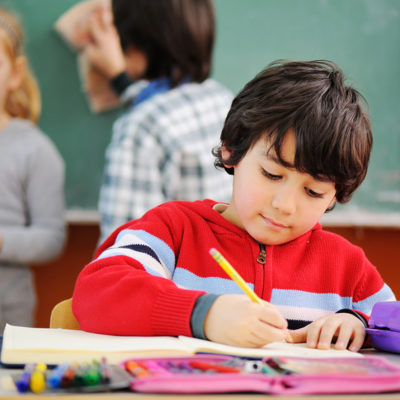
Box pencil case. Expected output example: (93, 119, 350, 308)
(121, 354, 400, 395)
(366, 301, 400, 354)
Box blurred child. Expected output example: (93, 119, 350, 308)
(73, 60, 395, 351)
(81, 0, 233, 243)
(0, 7, 66, 332)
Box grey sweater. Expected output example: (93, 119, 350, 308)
(0, 119, 66, 266)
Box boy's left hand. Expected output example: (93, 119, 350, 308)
(290, 313, 365, 352)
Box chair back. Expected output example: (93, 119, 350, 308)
(49, 298, 80, 330)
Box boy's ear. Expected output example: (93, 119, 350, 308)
(9, 56, 26, 90)
(125, 45, 148, 80)
(220, 145, 234, 167)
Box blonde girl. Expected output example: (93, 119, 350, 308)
(0, 7, 66, 332)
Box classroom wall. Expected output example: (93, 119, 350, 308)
(1, 0, 398, 219)
(33, 223, 400, 328)
(2, 0, 397, 327)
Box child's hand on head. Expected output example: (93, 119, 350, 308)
(82, 6, 126, 78)
(290, 313, 366, 352)
(203, 294, 290, 348)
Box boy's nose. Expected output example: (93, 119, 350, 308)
(271, 189, 297, 215)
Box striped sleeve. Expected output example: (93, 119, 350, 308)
(73, 217, 206, 336)
(95, 228, 175, 280)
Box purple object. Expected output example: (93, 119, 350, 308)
(365, 301, 400, 354)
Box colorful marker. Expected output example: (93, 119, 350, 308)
(61, 367, 76, 388)
(73, 364, 86, 387)
(16, 363, 34, 393)
(124, 360, 149, 377)
(142, 360, 171, 376)
(83, 363, 100, 386)
(99, 357, 111, 383)
(189, 360, 241, 373)
(47, 362, 69, 389)
(30, 363, 47, 393)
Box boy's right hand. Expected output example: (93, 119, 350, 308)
(203, 294, 290, 347)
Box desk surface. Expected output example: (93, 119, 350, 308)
(1, 349, 400, 399)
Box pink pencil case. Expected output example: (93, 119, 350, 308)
(120, 354, 400, 395)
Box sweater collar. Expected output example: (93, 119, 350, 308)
(194, 199, 321, 246)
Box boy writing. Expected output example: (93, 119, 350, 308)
(73, 60, 395, 351)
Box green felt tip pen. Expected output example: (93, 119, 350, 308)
(83, 365, 100, 386)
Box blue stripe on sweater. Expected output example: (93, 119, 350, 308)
(353, 283, 396, 315)
(271, 289, 352, 311)
(131, 230, 175, 273)
(272, 284, 396, 316)
(173, 267, 254, 294)
(112, 229, 176, 276)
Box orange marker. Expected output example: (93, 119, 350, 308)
(124, 360, 148, 377)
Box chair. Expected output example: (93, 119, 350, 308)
(49, 298, 80, 330)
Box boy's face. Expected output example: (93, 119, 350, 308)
(220, 129, 336, 245)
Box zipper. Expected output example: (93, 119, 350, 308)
(257, 243, 266, 264)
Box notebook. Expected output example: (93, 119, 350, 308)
(1, 324, 361, 365)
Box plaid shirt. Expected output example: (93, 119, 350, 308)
(98, 79, 233, 243)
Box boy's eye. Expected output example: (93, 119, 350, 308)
(261, 168, 281, 180)
(305, 187, 324, 198)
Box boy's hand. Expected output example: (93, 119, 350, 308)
(203, 294, 290, 347)
(290, 313, 366, 352)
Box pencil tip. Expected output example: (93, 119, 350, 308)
(285, 333, 293, 343)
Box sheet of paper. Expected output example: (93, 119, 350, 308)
(179, 336, 363, 358)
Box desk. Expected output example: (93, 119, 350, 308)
(1, 350, 400, 399)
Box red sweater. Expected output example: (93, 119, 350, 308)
(72, 200, 394, 336)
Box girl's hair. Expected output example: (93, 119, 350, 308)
(112, 0, 215, 87)
(0, 7, 40, 123)
(213, 60, 373, 205)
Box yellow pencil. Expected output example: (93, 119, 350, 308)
(209, 247, 293, 343)
(209, 248, 263, 305)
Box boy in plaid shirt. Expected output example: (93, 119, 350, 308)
(83, 0, 232, 244)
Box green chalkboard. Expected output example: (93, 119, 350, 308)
(1, 0, 399, 219)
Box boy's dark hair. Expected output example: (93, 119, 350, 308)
(213, 60, 373, 204)
(112, 0, 215, 87)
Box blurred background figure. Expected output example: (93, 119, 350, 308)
(0, 7, 66, 333)
(82, 0, 233, 244)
